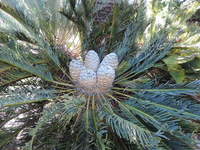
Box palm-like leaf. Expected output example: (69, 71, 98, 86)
(0, 0, 200, 149)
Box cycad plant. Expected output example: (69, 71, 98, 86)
(0, 0, 200, 149)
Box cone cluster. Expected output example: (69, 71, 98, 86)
(69, 50, 118, 93)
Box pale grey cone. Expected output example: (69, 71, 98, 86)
(84, 50, 100, 72)
(97, 65, 115, 90)
(79, 69, 97, 88)
(99, 52, 118, 70)
(69, 59, 84, 81)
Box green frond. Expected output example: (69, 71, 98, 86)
(91, 97, 109, 150)
(0, 103, 46, 149)
(98, 100, 160, 149)
(105, 92, 165, 131)
(114, 79, 200, 95)
(115, 29, 174, 83)
(0, 128, 23, 148)
(59, 95, 86, 127)
(0, 44, 54, 82)
(161, 131, 197, 150)
(183, 57, 200, 74)
(72, 106, 97, 149)
(0, 0, 78, 69)
(0, 67, 31, 87)
(25, 102, 64, 150)
(121, 92, 200, 121)
(0, 0, 200, 149)
(0, 85, 57, 108)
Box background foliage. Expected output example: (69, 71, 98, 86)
(0, 0, 200, 149)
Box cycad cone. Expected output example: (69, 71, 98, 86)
(79, 69, 97, 90)
(100, 53, 118, 70)
(84, 50, 100, 72)
(97, 66, 115, 92)
(69, 59, 84, 81)
(69, 50, 118, 93)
